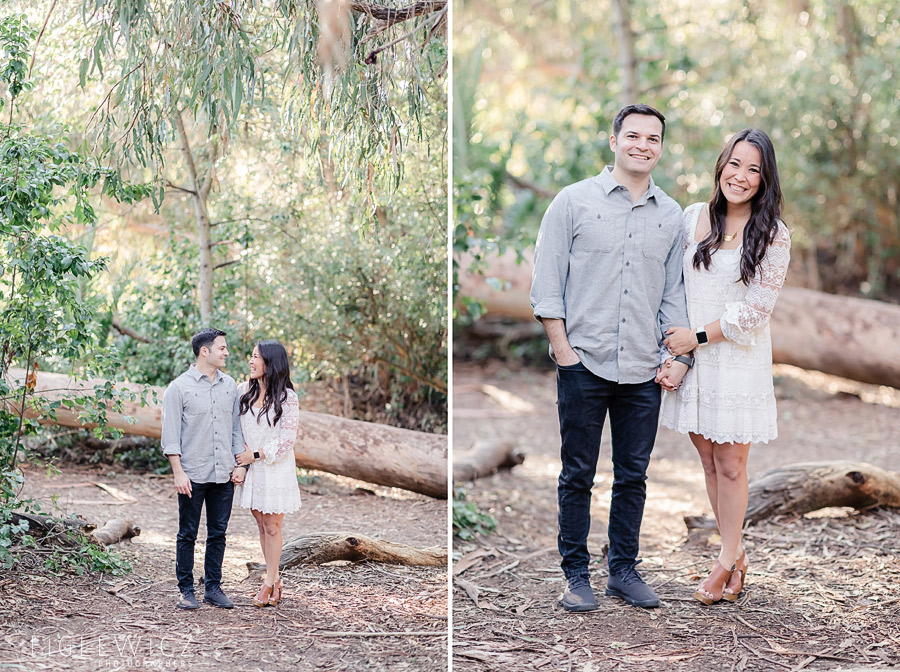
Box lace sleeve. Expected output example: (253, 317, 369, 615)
(721, 223, 791, 345)
(263, 391, 299, 464)
(682, 203, 701, 252)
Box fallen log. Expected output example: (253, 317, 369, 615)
(453, 440, 525, 482)
(5, 368, 447, 499)
(11, 512, 95, 541)
(684, 461, 900, 529)
(91, 519, 141, 546)
(457, 250, 900, 388)
(245, 532, 447, 569)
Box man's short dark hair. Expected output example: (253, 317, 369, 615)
(192, 328, 227, 357)
(612, 104, 666, 142)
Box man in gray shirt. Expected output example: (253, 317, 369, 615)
(161, 328, 244, 610)
(530, 104, 692, 611)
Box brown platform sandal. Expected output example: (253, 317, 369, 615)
(268, 580, 283, 606)
(723, 551, 748, 602)
(693, 561, 733, 605)
(253, 582, 274, 607)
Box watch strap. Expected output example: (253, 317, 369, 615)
(673, 354, 694, 368)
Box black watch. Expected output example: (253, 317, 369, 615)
(695, 327, 709, 345)
(253, 451, 260, 460)
(673, 354, 694, 368)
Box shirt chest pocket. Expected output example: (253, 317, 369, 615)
(184, 391, 211, 417)
(575, 215, 615, 253)
(641, 219, 670, 263)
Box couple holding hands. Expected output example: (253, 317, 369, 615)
(531, 104, 791, 610)
(161, 329, 302, 610)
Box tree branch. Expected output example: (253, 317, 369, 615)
(165, 180, 196, 195)
(111, 318, 151, 344)
(348, 1, 446, 23)
(504, 171, 555, 199)
(213, 259, 242, 270)
(28, 0, 58, 78)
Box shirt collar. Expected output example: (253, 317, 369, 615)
(598, 165, 659, 202)
(188, 363, 222, 384)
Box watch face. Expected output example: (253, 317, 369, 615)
(697, 330, 709, 344)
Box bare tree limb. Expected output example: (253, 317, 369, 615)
(504, 171, 555, 199)
(28, 0, 58, 78)
(213, 259, 242, 270)
(111, 318, 151, 344)
(348, 1, 446, 23)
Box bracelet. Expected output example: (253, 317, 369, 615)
(673, 354, 694, 368)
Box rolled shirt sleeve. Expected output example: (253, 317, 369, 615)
(160, 383, 183, 456)
(232, 381, 244, 457)
(656, 206, 692, 363)
(530, 192, 572, 322)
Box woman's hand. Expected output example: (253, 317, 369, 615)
(236, 449, 255, 467)
(664, 327, 696, 356)
(231, 466, 247, 484)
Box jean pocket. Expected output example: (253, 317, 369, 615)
(557, 360, 586, 371)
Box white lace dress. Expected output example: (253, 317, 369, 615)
(660, 203, 791, 444)
(235, 384, 302, 514)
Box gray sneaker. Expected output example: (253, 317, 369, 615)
(606, 565, 659, 608)
(177, 591, 200, 610)
(560, 577, 598, 612)
(202, 585, 234, 609)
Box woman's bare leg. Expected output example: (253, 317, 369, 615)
(712, 441, 750, 568)
(261, 512, 285, 587)
(690, 432, 720, 526)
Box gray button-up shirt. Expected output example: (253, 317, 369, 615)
(530, 167, 689, 384)
(161, 365, 243, 484)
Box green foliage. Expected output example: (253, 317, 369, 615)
(0, 14, 150, 569)
(81, 0, 447, 192)
(455, 0, 900, 304)
(452, 487, 497, 541)
(41, 539, 132, 576)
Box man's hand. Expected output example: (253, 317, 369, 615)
(231, 466, 247, 484)
(663, 327, 696, 356)
(173, 470, 192, 498)
(556, 349, 581, 367)
(656, 359, 689, 392)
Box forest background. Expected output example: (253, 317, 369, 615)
(0, 0, 448, 563)
(454, 0, 900, 310)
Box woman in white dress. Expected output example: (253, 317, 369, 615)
(231, 340, 302, 607)
(658, 129, 791, 605)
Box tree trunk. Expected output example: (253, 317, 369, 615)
(610, 0, 637, 105)
(174, 111, 216, 325)
(456, 250, 900, 388)
(92, 519, 141, 546)
(685, 461, 900, 529)
(453, 440, 524, 482)
(7, 368, 447, 499)
(245, 532, 447, 569)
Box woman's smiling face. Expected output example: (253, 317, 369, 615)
(248, 346, 265, 380)
(719, 141, 762, 207)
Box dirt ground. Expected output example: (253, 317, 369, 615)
(0, 466, 448, 672)
(452, 361, 900, 672)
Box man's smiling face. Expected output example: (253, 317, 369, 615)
(609, 114, 664, 177)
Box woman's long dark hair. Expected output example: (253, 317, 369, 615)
(693, 128, 783, 285)
(239, 340, 294, 426)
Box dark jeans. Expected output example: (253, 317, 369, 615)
(556, 362, 661, 580)
(175, 480, 234, 593)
